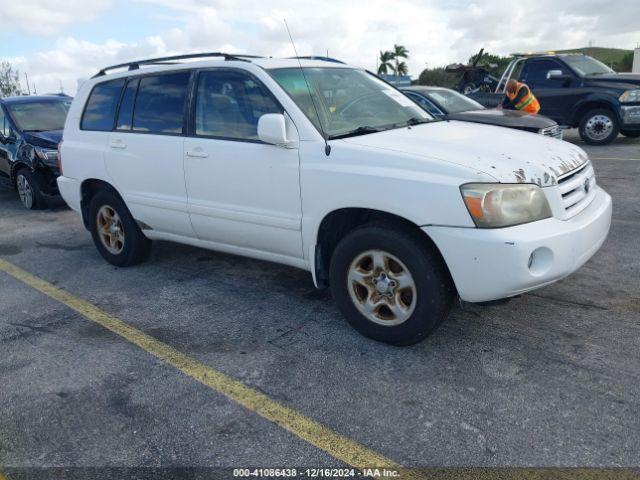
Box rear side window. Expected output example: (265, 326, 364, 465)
(132, 72, 190, 135)
(116, 78, 139, 130)
(81, 79, 125, 131)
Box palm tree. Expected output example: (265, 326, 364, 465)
(377, 51, 395, 75)
(396, 61, 408, 76)
(392, 44, 409, 83)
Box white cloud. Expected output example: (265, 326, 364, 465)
(0, 0, 111, 35)
(2, 0, 639, 94)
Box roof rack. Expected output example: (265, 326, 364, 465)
(287, 56, 346, 64)
(92, 52, 264, 78)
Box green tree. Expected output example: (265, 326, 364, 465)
(377, 51, 395, 75)
(392, 44, 409, 81)
(619, 52, 634, 72)
(0, 62, 21, 98)
(467, 51, 512, 76)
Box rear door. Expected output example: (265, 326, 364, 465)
(183, 68, 303, 260)
(104, 71, 194, 236)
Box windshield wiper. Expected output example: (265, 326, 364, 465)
(328, 126, 383, 140)
(396, 117, 430, 128)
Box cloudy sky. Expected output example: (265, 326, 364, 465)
(1, 0, 639, 94)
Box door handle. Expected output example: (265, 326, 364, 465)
(109, 139, 127, 149)
(186, 149, 209, 158)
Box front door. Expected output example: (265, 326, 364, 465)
(522, 59, 580, 124)
(183, 68, 303, 260)
(0, 106, 11, 177)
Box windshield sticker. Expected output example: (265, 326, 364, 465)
(382, 90, 416, 107)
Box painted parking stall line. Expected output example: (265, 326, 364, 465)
(0, 259, 427, 478)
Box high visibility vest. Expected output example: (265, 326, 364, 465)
(507, 82, 540, 114)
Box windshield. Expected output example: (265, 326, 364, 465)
(269, 67, 433, 139)
(563, 55, 614, 76)
(424, 89, 484, 113)
(7, 99, 71, 132)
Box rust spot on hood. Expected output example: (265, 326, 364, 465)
(513, 168, 526, 183)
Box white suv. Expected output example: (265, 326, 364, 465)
(58, 53, 612, 345)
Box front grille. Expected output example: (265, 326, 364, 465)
(539, 125, 562, 139)
(557, 161, 596, 218)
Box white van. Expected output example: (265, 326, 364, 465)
(58, 53, 612, 345)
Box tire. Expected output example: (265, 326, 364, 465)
(462, 82, 476, 94)
(88, 189, 151, 267)
(15, 168, 45, 210)
(620, 129, 640, 138)
(329, 223, 454, 346)
(578, 108, 619, 145)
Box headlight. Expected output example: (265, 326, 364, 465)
(620, 89, 640, 103)
(34, 146, 58, 163)
(460, 183, 552, 228)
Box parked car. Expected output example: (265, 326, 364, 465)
(401, 86, 562, 139)
(0, 94, 71, 209)
(468, 53, 640, 145)
(58, 53, 612, 346)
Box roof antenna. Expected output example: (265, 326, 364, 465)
(284, 19, 331, 156)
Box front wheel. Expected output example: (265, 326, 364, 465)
(88, 190, 151, 267)
(329, 224, 454, 346)
(578, 109, 619, 145)
(15, 168, 45, 210)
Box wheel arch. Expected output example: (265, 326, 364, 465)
(10, 161, 34, 187)
(570, 96, 620, 127)
(80, 178, 125, 230)
(312, 207, 453, 290)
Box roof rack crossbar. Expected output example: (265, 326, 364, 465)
(92, 52, 263, 78)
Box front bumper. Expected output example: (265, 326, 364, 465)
(424, 186, 612, 303)
(620, 105, 640, 126)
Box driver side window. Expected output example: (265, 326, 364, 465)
(195, 70, 281, 141)
(526, 60, 571, 89)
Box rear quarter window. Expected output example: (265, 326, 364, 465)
(81, 78, 125, 131)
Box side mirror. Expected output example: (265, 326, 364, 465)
(258, 113, 293, 147)
(547, 70, 572, 84)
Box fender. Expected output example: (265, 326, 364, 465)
(570, 92, 622, 125)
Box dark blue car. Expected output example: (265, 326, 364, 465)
(0, 95, 71, 209)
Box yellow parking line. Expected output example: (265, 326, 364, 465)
(0, 259, 415, 477)
(0, 472, 6, 480)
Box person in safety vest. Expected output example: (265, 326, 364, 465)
(500, 79, 540, 114)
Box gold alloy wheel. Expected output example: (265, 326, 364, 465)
(347, 249, 417, 326)
(96, 205, 125, 255)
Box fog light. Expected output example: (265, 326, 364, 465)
(528, 247, 553, 276)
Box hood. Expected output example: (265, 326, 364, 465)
(585, 73, 640, 90)
(444, 109, 556, 130)
(22, 130, 62, 149)
(340, 120, 588, 187)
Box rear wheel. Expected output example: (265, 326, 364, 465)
(329, 224, 454, 346)
(620, 129, 640, 138)
(88, 190, 151, 267)
(578, 108, 619, 145)
(15, 168, 45, 210)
